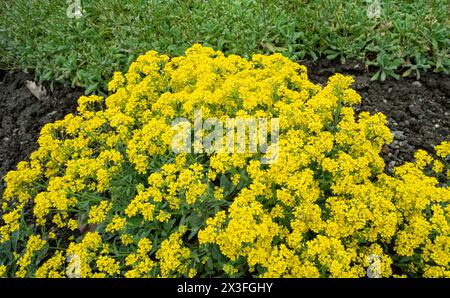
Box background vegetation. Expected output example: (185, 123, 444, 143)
(0, 0, 449, 94)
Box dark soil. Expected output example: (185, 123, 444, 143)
(0, 62, 449, 198)
(0, 71, 82, 196)
(304, 59, 450, 172)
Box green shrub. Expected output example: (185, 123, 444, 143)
(0, 46, 448, 278)
(0, 0, 448, 93)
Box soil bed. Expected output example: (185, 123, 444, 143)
(304, 59, 450, 172)
(0, 71, 82, 196)
(1, 62, 449, 197)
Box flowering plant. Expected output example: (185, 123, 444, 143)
(0, 45, 448, 278)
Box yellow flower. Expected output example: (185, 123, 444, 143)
(105, 215, 126, 233)
(96, 256, 120, 276)
(223, 264, 238, 276)
(16, 235, 47, 278)
(35, 252, 65, 278)
(88, 201, 112, 224)
(120, 234, 134, 246)
(156, 229, 191, 277)
(156, 210, 171, 223)
(1, 44, 449, 278)
(0, 265, 6, 278)
(435, 141, 450, 159)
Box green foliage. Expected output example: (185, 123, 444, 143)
(0, 0, 448, 93)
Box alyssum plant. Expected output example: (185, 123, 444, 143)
(0, 45, 448, 278)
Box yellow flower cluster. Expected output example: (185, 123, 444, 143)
(124, 238, 155, 277)
(0, 265, 6, 278)
(0, 45, 448, 278)
(15, 235, 47, 278)
(35, 252, 66, 278)
(88, 201, 113, 224)
(156, 227, 193, 277)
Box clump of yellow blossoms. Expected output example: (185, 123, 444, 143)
(0, 45, 448, 278)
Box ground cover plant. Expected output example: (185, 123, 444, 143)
(0, 45, 448, 278)
(0, 0, 448, 94)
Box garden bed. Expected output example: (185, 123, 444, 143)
(0, 71, 82, 196)
(0, 45, 449, 278)
(1, 60, 448, 198)
(304, 59, 450, 171)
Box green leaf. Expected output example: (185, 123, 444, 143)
(402, 68, 412, 77)
(187, 226, 200, 240)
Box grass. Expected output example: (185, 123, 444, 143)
(0, 0, 448, 94)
